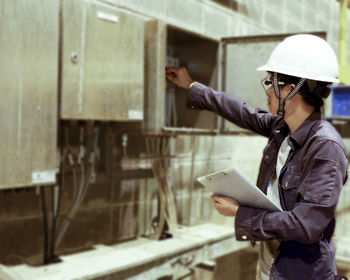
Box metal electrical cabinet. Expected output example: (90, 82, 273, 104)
(144, 23, 219, 134)
(60, 0, 144, 121)
(144, 26, 328, 135)
(0, 0, 59, 189)
(166, 27, 219, 131)
(220, 32, 327, 133)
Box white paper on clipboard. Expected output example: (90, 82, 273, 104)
(197, 168, 282, 212)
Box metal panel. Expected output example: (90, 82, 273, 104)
(61, 0, 144, 121)
(143, 20, 167, 134)
(221, 32, 326, 133)
(0, 0, 59, 189)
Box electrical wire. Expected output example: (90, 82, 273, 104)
(147, 136, 178, 239)
(188, 135, 195, 226)
(55, 123, 99, 250)
(48, 184, 61, 263)
(122, 133, 128, 159)
(40, 186, 49, 264)
(72, 154, 78, 203)
(43, 123, 69, 264)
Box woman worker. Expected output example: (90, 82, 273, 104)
(166, 34, 348, 280)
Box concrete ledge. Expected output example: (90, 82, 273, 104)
(0, 223, 249, 280)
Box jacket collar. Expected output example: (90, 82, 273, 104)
(289, 110, 323, 147)
(272, 118, 290, 137)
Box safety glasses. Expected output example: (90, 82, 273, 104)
(261, 76, 285, 93)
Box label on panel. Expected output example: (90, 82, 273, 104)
(97, 11, 119, 23)
(128, 110, 143, 120)
(32, 170, 56, 185)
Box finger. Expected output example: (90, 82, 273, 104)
(166, 67, 179, 76)
(166, 75, 176, 83)
(165, 71, 177, 78)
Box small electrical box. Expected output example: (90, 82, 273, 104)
(331, 86, 350, 118)
(165, 26, 219, 132)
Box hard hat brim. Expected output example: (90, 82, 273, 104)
(257, 64, 339, 84)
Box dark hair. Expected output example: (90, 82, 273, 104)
(278, 73, 331, 109)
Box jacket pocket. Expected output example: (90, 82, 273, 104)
(280, 170, 302, 211)
(299, 157, 337, 205)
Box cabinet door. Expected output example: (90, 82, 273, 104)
(61, 0, 144, 121)
(220, 32, 326, 133)
(0, 0, 59, 189)
(144, 20, 167, 134)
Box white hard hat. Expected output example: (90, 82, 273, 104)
(257, 34, 339, 83)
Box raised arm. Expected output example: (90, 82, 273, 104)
(166, 67, 279, 138)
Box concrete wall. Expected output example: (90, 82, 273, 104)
(103, 0, 348, 51)
(1, 1, 350, 279)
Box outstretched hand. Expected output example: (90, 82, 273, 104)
(165, 67, 194, 89)
(211, 194, 240, 217)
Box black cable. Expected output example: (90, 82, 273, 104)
(48, 183, 62, 263)
(40, 186, 49, 264)
(48, 122, 65, 263)
(48, 0, 64, 262)
(48, 186, 55, 261)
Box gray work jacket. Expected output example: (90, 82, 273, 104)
(187, 82, 348, 280)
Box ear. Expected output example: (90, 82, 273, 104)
(289, 84, 296, 91)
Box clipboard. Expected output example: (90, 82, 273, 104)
(197, 168, 282, 212)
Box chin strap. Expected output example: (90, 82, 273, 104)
(273, 72, 306, 116)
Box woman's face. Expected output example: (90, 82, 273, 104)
(266, 84, 279, 114)
(262, 74, 291, 114)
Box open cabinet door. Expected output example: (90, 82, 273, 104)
(219, 32, 326, 134)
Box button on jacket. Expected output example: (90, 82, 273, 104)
(188, 82, 348, 280)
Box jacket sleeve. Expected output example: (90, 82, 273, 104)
(187, 82, 278, 138)
(234, 140, 348, 244)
